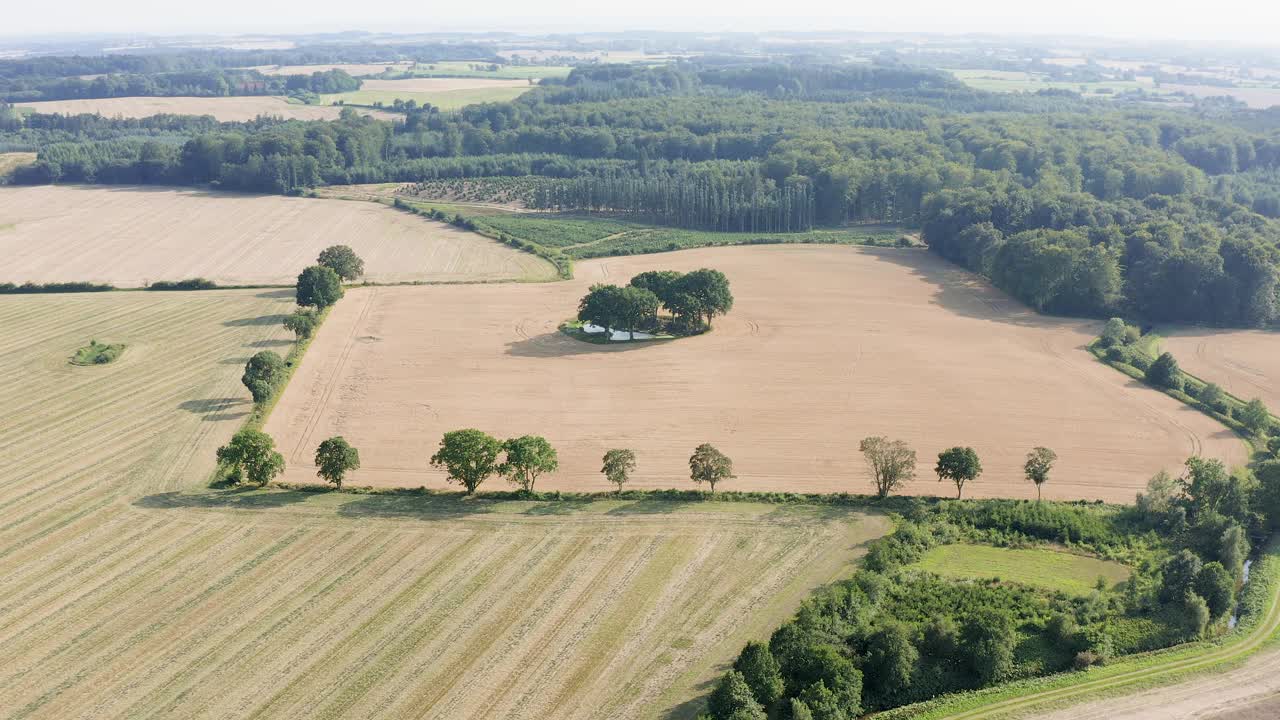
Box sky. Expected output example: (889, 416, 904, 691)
(5, 0, 1280, 47)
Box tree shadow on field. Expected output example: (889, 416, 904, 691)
(335, 492, 499, 521)
(224, 314, 288, 328)
(256, 289, 295, 299)
(178, 396, 250, 422)
(521, 498, 592, 516)
(133, 488, 313, 511)
(245, 338, 294, 349)
(604, 499, 684, 516)
(660, 676, 719, 720)
(861, 248, 1099, 333)
(505, 332, 665, 358)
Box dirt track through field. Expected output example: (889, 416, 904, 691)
(0, 288, 882, 719)
(0, 186, 556, 286)
(1162, 329, 1280, 414)
(14, 95, 397, 121)
(265, 245, 1246, 501)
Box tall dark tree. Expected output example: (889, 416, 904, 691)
(935, 447, 983, 499)
(317, 245, 365, 281)
(241, 350, 286, 404)
(296, 265, 344, 308)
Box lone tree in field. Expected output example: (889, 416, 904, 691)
(430, 429, 502, 494)
(317, 245, 365, 281)
(1146, 352, 1182, 390)
(283, 308, 319, 340)
(859, 436, 917, 498)
(296, 265, 344, 308)
(216, 429, 285, 485)
(241, 350, 286, 404)
(314, 436, 360, 490)
(1023, 446, 1058, 501)
(936, 446, 982, 499)
(689, 443, 735, 493)
(1241, 398, 1271, 435)
(601, 448, 637, 494)
(679, 268, 734, 329)
(500, 435, 559, 493)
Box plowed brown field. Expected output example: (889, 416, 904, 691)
(0, 185, 556, 286)
(1162, 329, 1280, 412)
(265, 245, 1246, 501)
(0, 289, 883, 719)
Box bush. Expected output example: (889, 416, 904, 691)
(1130, 353, 1154, 372)
(146, 278, 217, 290)
(1145, 352, 1182, 390)
(1104, 345, 1131, 364)
(1100, 318, 1126, 348)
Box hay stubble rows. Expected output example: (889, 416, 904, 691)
(0, 288, 881, 719)
(0, 186, 556, 287)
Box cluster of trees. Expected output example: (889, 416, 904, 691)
(577, 268, 734, 337)
(1, 68, 360, 103)
(530, 172, 816, 232)
(859, 436, 1057, 500)
(215, 429, 360, 489)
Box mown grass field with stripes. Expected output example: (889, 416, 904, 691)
(0, 289, 887, 719)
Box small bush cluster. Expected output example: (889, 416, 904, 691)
(146, 278, 217, 290)
(0, 281, 114, 293)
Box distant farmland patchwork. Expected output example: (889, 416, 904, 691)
(0, 289, 887, 719)
(265, 245, 1245, 501)
(0, 186, 556, 286)
(14, 95, 398, 121)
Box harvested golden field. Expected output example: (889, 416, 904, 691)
(266, 245, 1245, 501)
(0, 185, 556, 286)
(0, 288, 888, 719)
(14, 95, 396, 121)
(1162, 329, 1280, 410)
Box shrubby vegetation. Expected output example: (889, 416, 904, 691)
(70, 340, 125, 365)
(704, 451, 1279, 719)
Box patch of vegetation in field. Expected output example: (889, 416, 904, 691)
(480, 214, 635, 248)
(322, 86, 530, 110)
(70, 340, 125, 365)
(0, 151, 37, 180)
(912, 543, 1131, 595)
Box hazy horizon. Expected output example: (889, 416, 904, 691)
(4, 0, 1280, 49)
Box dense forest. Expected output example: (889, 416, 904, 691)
(4, 58, 1280, 326)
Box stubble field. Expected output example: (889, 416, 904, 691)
(265, 245, 1245, 502)
(14, 95, 397, 121)
(0, 289, 885, 719)
(1162, 329, 1280, 412)
(0, 185, 556, 286)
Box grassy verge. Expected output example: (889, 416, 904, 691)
(879, 536, 1280, 719)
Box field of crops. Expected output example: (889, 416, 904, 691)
(913, 544, 1132, 595)
(0, 288, 889, 719)
(0, 186, 556, 286)
(322, 79, 532, 109)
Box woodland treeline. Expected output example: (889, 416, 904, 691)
(1, 68, 361, 102)
(5, 59, 1280, 325)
